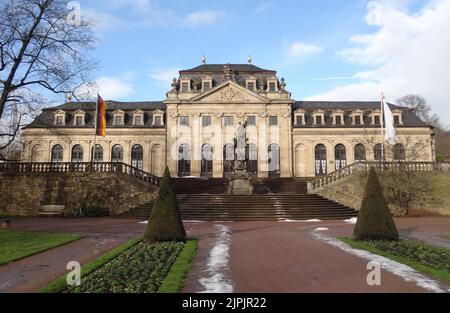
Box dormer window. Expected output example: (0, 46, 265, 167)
(246, 76, 257, 92)
(370, 109, 381, 126)
(351, 110, 364, 126)
(132, 110, 145, 126)
(392, 109, 403, 125)
(180, 76, 191, 93)
(76, 116, 83, 126)
(113, 110, 125, 126)
(202, 75, 213, 92)
(54, 110, 66, 126)
(56, 116, 64, 125)
(269, 82, 276, 92)
(266, 76, 278, 93)
(331, 110, 344, 126)
(312, 110, 325, 126)
(152, 109, 165, 127)
(73, 109, 86, 126)
(294, 109, 305, 126)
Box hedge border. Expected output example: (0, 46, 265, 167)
(158, 239, 198, 293)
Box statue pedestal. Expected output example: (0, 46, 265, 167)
(227, 170, 253, 195)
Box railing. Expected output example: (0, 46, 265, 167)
(0, 162, 161, 187)
(308, 161, 446, 192)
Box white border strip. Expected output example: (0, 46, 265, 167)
(311, 230, 449, 293)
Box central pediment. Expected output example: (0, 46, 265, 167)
(189, 81, 268, 103)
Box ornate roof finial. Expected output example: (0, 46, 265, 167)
(248, 55, 252, 64)
(202, 55, 207, 64)
(224, 63, 233, 80)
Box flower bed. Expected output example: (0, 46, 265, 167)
(362, 239, 449, 271)
(341, 238, 450, 283)
(66, 242, 183, 293)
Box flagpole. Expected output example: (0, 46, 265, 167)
(93, 92, 98, 165)
(380, 92, 385, 166)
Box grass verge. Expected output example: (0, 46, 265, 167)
(0, 229, 81, 266)
(158, 239, 198, 293)
(40, 238, 141, 293)
(340, 237, 450, 283)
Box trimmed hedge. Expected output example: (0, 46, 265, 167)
(144, 167, 186, 243)
(354, 167, 399, 241)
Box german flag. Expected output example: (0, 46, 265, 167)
(96, 95, 107, 137)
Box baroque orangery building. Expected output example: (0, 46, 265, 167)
(21, 62, 435, 178)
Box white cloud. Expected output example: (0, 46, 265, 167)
(308, 0, 450, 126)
(96, 72, 135, 99)
(149, 68, 179, 84)
(255, 1, 274, 14)
(288, 42, 323, 58)
(182, 10, 225, 27)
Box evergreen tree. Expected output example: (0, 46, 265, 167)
(144, 167, 186, 243)
(353, 167, 399, 241)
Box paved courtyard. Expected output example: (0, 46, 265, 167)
(0, 217, 449, 293)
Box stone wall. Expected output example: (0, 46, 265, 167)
(316, 171, 450, 216)
(0, 172, 157, 217)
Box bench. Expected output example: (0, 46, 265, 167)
(39, 205, 65, 217)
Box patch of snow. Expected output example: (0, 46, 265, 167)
(139, 221, 148, 224)
(279, 219, 301, 223)
(344, 217, 358, 224)
(314, 227, 329, 231)
(311, 231, 448, 293)
(303, 219, 322, 223)
(198, 224, 233, 293)
(184, 220, 206, 223)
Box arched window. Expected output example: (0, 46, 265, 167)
(71, 145, 83, 163)
(131, 144, 144, 170)
(51, 145, 64, 163)
(91, 144, 103, 162)
(178, 144, 191, 177)
(223, 144, 234, 178)
(247, 144, 258, 176)
(31, 144, 43, 162)
(111, 145, 123, 162)
(393, 143, 406, 161)
(201, 144, 213, 178)
(268, 144, 280, 178)
(354, 144, 366, 163)
(335, 144, 347, 170)
(315, 144, 327, 176)
(374, 143, 385, 162)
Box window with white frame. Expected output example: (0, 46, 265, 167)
(54, 110, 66, 126)
(73, 110, 85, 126)
(247, 115, 256, 126)
(224, 116, 234, 126)
(113, 110, 125, 126)
(133, 110, 144, 126)
(202, 116, 212, 127)
(180, 116, 189, 126)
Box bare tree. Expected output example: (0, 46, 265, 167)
(397, 95, 430, 122)
(0, 0, 96, 157)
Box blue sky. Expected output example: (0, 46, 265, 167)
(76, 0, 450, 126)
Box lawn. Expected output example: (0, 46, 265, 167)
(0, 229, 81, 266)
(341, 237, 450, 283)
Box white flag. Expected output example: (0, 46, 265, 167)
(382, 96, 396, 144)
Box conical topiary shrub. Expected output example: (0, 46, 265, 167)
(353, 167, 399, 241)
(144, 167, 186, 243)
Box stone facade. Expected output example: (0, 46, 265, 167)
(21, 63, 434, 178)
(0, 172, 157, 216)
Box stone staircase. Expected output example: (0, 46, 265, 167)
(119, 177, 358, 221)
